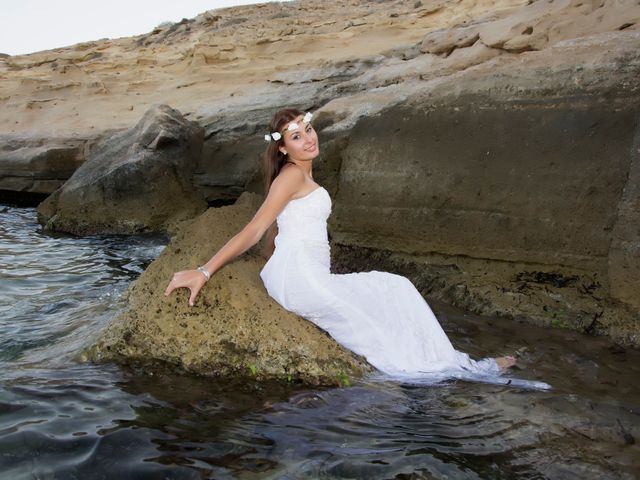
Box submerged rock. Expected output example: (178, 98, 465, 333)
(84, 193, 372, 386)
(37, 104, 207, 235)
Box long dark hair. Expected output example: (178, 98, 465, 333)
(262, 108, 304, 195)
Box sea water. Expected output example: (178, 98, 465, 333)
(1, 205, 638, 479)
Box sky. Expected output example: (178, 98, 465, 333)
(0, 0, 287, 56)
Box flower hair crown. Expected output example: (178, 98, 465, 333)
(264, 112, 313, 142)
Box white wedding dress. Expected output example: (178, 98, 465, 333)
(260, 186, 550, 388)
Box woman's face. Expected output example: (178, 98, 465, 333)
(279, 115, 319, 162)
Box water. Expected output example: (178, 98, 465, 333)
(1, 206, 639, 479)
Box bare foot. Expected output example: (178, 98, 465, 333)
(496, 355, 516, 371)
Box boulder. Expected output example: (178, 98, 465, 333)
(37, 105, 207, 235)
(84, 192, 372, 386)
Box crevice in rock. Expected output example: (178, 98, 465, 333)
(0, 190, 49, 207)
(442, 34, 481, 58)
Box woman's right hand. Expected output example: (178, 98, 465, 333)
(164, 270, 208, 306)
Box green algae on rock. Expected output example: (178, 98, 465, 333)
(84, 192, 372, 386)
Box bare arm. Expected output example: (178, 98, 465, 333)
(199, 167, 303, 275)
(164, 166, 305, 305)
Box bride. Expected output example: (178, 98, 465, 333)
(164, 108, 517, 377)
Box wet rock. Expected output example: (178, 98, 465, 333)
(514, 272, 579, 289)
(37, 104, 207, 235)
(84, 192, 372, 386)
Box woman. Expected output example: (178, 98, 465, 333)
(165, 108, 516, 378)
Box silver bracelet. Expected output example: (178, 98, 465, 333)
(196, 266, 210, 281)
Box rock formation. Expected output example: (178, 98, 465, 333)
(37, 104, 207, 235)
(326, 31, 640, 331)
(0, 138, 86, 196)
(84, 192, 372, 385)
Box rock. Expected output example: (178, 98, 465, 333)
(420, 25, 480, 56)
(326, 31, 640, 345)
(326, 31, 640, 263)
(0, 140, 85, 194)
(84, 192, 372, 386)
(37, 104, 207, 235)
(477, 0, 640, 52)
(608, 137, 640, 310)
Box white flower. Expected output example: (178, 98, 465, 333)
(264, 132, 282, 142)
(284, 113, 313, 133)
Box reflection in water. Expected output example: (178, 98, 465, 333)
(0, 206, 638, 479)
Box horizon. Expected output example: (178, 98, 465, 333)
(0, 0, 289, 56)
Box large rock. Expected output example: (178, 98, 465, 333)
(37, 104, 207, 235)
(318, 31, 640, 344)
(84, 193, 372, 386)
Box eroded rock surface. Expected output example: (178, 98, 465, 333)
(324, 31, 640, 345)
(0, 138, 86, 195)
(85, 193, 372, 385)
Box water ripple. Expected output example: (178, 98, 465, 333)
(0, 206, 165, 366)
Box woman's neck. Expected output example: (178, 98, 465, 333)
(286, 159, 313, 177)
